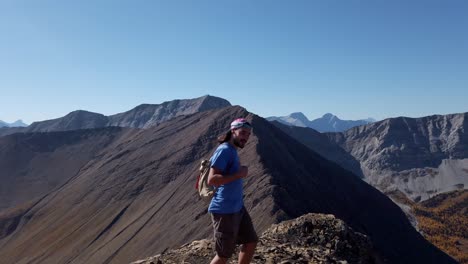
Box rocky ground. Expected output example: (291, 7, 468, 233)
(131, 213, 380, 264)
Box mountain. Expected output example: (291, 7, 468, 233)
(0, 106, 454, 263)
(0, 120, 28, 128)
(132, 213, 379, 264)
(107, 95, 231, 128)
(0, 127, 132, 211)
(267, 112, 374, 132)
(9, 120, 28, 127)
(326, 113, 468, 202)
(271, 121, 364, 178)
(0, 95, 230, 137)
(310, 113, 375, 132)
(26, 110, 109, 133)
(267, 112, 311, 127)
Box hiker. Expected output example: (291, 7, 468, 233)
(207, 118, 258, 264)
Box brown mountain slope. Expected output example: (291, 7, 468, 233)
(271, 120, 364, 178)
(0, 127, 135, 210)
(0, 106, 456, 263)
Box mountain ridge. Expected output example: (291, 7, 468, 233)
(0, 106, 455, 263)
(0, 95, 230, 137)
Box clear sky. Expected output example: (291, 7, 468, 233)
(1, 0, 467, 124)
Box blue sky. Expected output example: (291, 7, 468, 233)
(1, 0, 467, 124)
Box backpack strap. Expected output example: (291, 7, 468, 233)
(224, 145, 236, 176)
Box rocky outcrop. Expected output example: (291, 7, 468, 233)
(132, 214, 380, 264)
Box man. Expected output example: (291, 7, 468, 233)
(207, 118, 258, 264)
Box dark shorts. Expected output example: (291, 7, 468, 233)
(210, 206, 258, 258)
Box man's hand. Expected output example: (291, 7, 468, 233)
(208, 166, 249, 187)
(236, 166, 248, 178)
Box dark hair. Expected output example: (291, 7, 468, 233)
(217, 130, 232, 144)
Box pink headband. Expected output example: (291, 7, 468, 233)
(230, 118, 252, 130)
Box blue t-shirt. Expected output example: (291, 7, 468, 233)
(208, 143, 243, 214)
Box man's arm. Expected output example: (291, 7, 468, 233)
(207, 166, 248, 187)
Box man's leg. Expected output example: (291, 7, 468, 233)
(237, 207, 258, 264)
(211, 255, 229, 264)
(238, 241, 257, 264)
(211, 212, 240, 264)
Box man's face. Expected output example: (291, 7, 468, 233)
(232, 127, 251, 148)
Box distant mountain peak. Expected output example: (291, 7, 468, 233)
(267, 112, 374, 132)
(132, 95, 229, 110)
(0, 119, 28, 128)
(289, 112, 309, 121)
(198, 95, 231, 111)
(200, 94, 218, 100)
(322, 113, 336, 119)
(266, 112, 310, 127)
(289, 112, 306, 116)
(107, 95, 231, 129)
(10, 120, 28, 127)
(66, 110, 104, 116)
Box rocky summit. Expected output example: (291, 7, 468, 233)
(131, 213, 379, 264)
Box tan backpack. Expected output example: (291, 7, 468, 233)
(195, 147, 234, 201)
(195, 159, 215, 200)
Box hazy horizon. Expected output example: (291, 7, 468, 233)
(4, 93, 468, 125)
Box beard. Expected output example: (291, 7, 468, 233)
(233, 137, 246, 148)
